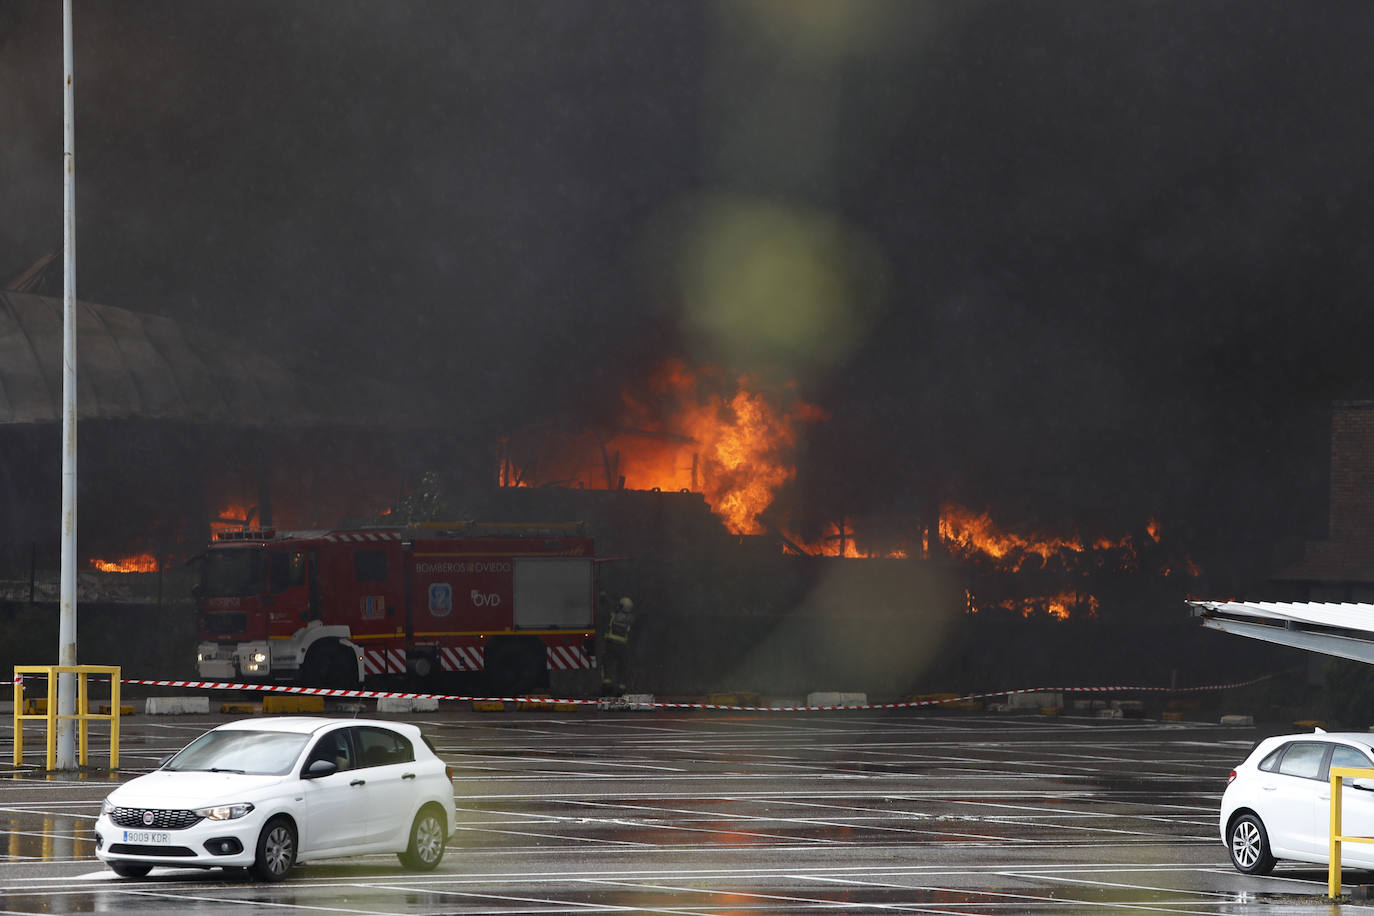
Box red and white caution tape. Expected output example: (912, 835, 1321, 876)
(104, 670, 1289, 713)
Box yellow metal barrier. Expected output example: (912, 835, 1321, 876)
(1328, 765, 1374, 897)
(12, 666, 120, 771)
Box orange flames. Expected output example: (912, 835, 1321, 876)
(499, 358, 1199, 621)
(939, 503, 1142, 572)
(503, 360, 825, 535)
(89, 553, 158, 573)
(963, 588, 1101, 621)
(789, 519, 911, 558)
(210, 503, 257, 534)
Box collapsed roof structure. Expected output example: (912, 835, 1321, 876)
(0, 289, 428, 428)
(0, 288, 446, 575)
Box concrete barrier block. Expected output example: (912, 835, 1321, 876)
(807, 692, 867, 707)
(1008, 691, 1062, 709)
(24, 699, 133, 715)
(598, 694, 655, 711)
(1221, 714, 1255, 726)
(472, 700, 506, 712)
(515, 695, 583, 711)
(263, 696, 324, 714)
(708, 692, 762, 707)
(145, 696, 210, 715)
(376, 697, 439, 713)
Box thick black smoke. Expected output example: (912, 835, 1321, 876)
(4, 1, 1374, 587)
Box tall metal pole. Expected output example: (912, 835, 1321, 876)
(56, 0, 79, 771)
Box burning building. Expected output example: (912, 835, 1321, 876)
(0, 289, 448, 605)
(0, 286, 1211, 694)
(493, 357, 1199, 621)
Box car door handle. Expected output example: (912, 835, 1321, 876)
(350, 779, 366, 787)
(1262, 785, 1277, 791)
(402, 773, 416, 780)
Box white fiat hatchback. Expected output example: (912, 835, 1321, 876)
(1221, 729, 1374, 875)
(94, 717, 456, 880)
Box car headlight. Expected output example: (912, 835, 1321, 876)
(194, 803, 255, 821)
(101, 798, 114, 816)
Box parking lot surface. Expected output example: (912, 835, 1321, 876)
(0, 706, 1368, 914)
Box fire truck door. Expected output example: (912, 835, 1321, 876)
(266, 550, 309, 630)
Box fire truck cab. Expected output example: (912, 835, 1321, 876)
(193, 523, 597, 694)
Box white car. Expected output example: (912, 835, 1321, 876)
(1221, 729, 1374, 875)
(94, 717, 456, 880)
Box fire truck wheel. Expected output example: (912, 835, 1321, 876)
(302, 643, 359, 689)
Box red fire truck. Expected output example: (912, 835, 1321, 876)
(192, 522, 597, 693)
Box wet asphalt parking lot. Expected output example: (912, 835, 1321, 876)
(0, 706, 1368, 914)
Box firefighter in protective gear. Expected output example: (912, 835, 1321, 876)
(601, 596, 636, 695)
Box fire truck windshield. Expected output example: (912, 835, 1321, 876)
(200, 548, 266, 598)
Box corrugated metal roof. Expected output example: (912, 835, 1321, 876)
(1189, 598, 1374, 664)
(0, 291, 428, 428)
(1189, 599, 1374, 630)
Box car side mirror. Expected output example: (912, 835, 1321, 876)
(304, 759, 337, 779)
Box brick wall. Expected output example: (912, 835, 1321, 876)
(1330, 401, 1374, 541)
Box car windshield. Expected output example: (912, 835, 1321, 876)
(200, 548, 265, 598)
(166, 730, 309, 775)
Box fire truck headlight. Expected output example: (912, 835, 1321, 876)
(250, 651, 268, 664)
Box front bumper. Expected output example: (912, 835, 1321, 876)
(94, 811, 264, 870)
(196, 641, 275, 680)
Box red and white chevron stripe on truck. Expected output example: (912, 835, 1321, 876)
(362, 647, 406, 676)
(439, 646, 484, 672)
(546, 644, 591, 670)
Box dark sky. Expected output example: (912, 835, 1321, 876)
(5, 1, 1374, 583)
